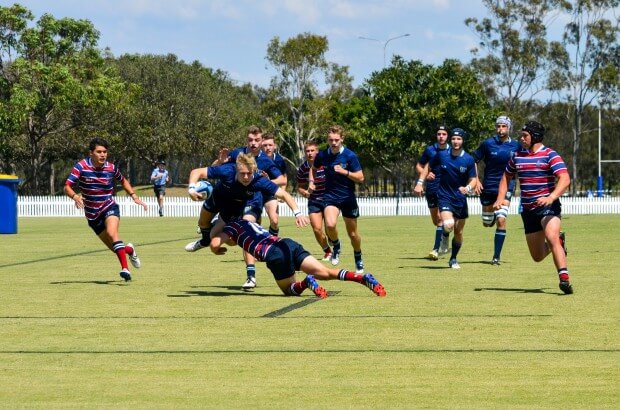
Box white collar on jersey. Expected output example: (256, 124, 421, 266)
(330, 146, 345, 155)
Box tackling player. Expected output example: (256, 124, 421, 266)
(210, 219, 386, 298)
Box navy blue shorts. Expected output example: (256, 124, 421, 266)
(425, 191, 439, 209)
(480, 190, 512, 207)
(521, 201, 562, 234)
(264, 239, 311, 280)
(88, 204, 120, 235)
(325, 197, 360, 219)
(153, 185, 166, 197)
(439, 199, 469, 220)
(307, 199, 327, 214)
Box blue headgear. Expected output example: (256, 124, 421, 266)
(450, 128, 467, 140)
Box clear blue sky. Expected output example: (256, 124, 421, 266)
(18, 0, 579, 88)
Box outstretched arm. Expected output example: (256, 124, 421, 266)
(121, 178, 148, 211)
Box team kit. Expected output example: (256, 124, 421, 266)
(64, 118, 573, 297)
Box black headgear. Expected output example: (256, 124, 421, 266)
(521, 121, 545, 143)
(158, 160, 166, 166)
(450, 127, 467, 140)
(436, 125, 449, 133)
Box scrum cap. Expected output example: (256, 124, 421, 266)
(496, 115, 512, 130)
(521, 120, 545, 143)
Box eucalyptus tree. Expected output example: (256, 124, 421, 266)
(265, 32, 353, 167)
(465, 0, 562, 112)
(0, 4, 128, 193)
(547, 0, 619, 194)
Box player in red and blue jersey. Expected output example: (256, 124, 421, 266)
(210, 219, 386, 298)
(426, 128, 478, 270)
(494, 120, 573, 294)
(473, 115, 522, 265)
(414, 125, 451, 260)
(185, 153, 308, 254)
(64, 138, 147, 281)
(312, 125, 365, 273)
(297, 140, 332, 261)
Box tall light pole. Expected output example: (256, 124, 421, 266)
(359, 33, 411, 67)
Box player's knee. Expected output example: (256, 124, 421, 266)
(481, 211, 496, 227)
(442, 218, 455, 232)
(495, 205, 509, 222)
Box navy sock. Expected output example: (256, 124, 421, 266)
(494, 229, 506, 259)
(269, 226, 279, 236)
(450, 239, 462, 260)
(246, 264, 255, 279)
(433, 227, 443, 250)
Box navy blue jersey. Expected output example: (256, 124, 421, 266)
(418, 143, 449, 193)
(228, 147, 282, 180)
(435, 149, 476, 204)
(473, 136, 520, 192)
(206, 163, 279, 217)
(314, 146, 362, 202)
(223, 219, 281, 262)
(270, 152, 288, 176)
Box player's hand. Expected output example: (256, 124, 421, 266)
(474, 183, 483, 195)
(535, 195, 555, 207)
(427, 172, 436, 181)
(212, 246, 227, 255)
(333, 164, 345, 175)
(217, 148, 230, 164)
(133, 197, 148, 211)
(413, 185, 424, 197)
(261, 170, 269, 178)
(73, 196, 84, 209)
(295, 215, 310, 227)
(187, 186, 204, 201)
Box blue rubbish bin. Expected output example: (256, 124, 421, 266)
(0, 175, 21, 234)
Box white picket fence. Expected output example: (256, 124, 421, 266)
(15, 195, 620, 217)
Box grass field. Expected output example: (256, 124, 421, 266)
(0, 214, 618, 408)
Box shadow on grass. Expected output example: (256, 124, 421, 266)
(168, 286, 276, 298)
(0, 236, 197, 269)
(50, 280, 128, 286)
(474, 287, 549, 294)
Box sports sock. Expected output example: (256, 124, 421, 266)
(269, 226, 279, 236)
(246, 264, 256, 279)
(433, 226, 443, 250)
(289, 280, 308, 295)
(493, 229, 506, 259)
(113, 241, 129, 270)
(124, 243, 134, 255)
(450, 239, 462, 260)
(338, 269, 363, 283)
(558, 268, 569, 282)
(332, 239, 341, 252)
(354, 250, 363, 264)
(322, 245, 332, 253)
(199, 227, 211, 246)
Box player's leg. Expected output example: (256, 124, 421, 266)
(99, 212, 131, 281)
(448, 218, 466, 269)
(542, 215, 573, 294)
(343, 216, 363, 273)
(440, 209, 458, 269)
(185, 206, 216, 252)
(492, 198, 510, 265)
(323, 205, 341, 266)
(299, 254, 386, 296)
(157, 189, 165, 216)
(240, 213, 260, 290)
(264, 198, 279, 236)
(309, 210, 331, 260)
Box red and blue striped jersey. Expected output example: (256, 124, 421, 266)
(223, 219, 281, 262)
(296, 160, 326, 201)
(505, 146, 568, 210)
(66, 158, 123, 220)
